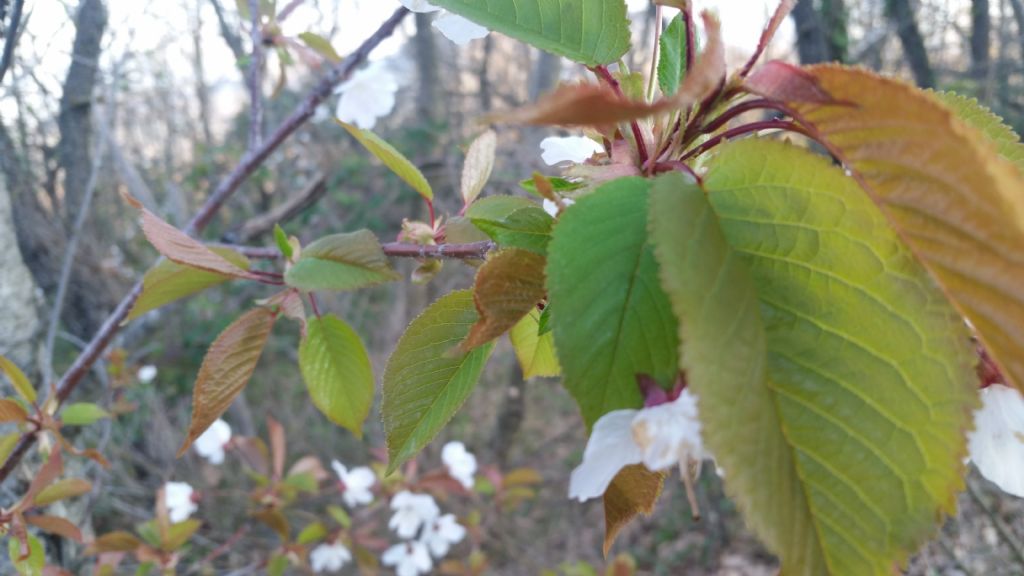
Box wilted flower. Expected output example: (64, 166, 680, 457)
(398, 0, 489, 45)
(969, 383, 1024, 498)
(388, 490, 439, 538)
(310, 541, 352, 573)
(193, 419, 231, 465)
(331, 460, 376, 507)
(334, 62, 398, 129)
(420, 513, 465, 558)
(542, 198, 575, 218)
(569, 387, 706, 502)
(540, 136, 604, 166)
(163, 481, 197, 523)
(137, 365, 157, 384)
(441, 441, 477, 490)
(382, 540, 433, 576)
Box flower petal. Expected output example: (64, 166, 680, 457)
(432, 13, 489, 46)
(632, 389, 704, 471)
(969, 384, 1024, 497)
(540, 136, 603, 166)
(568, 410, 643, 501)
(398, 0, 442, 13)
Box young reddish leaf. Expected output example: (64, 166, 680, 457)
(744, 60, 838, 104)
(16, 449, 63, 512)
(179, 308, 276, 456)
(258, 289, 306, 333)
(34, 478, 93, 506)
(287, 455, 327, 481)
(509, 311, 561, 379)
(126, 247, 251, 322)
(461, 130, 497, 207)
(284, 230, 401, 292)
(602, 465, 665, 556)
(25, 515, 83, 543)
(88, 532, 143, 554)
(787, 66, 1024, 393)
(462, 249, 546, 352)
(298, 314, 374, 437)
(739, 0, 797, 77)
(0, 398, 29, 423)
(337, 121, 433, 202)
(298, 32, 341, 63)
(0, 356, 36, 404)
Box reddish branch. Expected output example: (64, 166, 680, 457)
(590, 65, 650, 166)
(0, 7, 411, 485)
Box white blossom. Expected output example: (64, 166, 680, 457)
(334, 62, 398, 129)
(331, 460, 376, 507)
(969, 384, 1024, 498)
(137, 365, 157, 384)
(193, 419, 231, 465)
(420, 513, 465, 558)
(540, 136, 604, 166)
(542, 198, 575, 218)
(398, 1, 489, 45)
(163, 481, 197, 523)
(310, 542, 352, 573)
(568, 390, 706, 502)
(382, 540, 433, 576)
(441, 441, 477, 490)
(388, 490, 439, 538)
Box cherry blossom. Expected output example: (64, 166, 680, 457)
(331, 460, 376, 507)
(542, 198, 575, 218)
(163, 481, 197, 523)
(420, 513, 466, 558)
(397, 1, 489, 46)
(193, 419, 231, 465)
(969, 383, 1024, 498)
(568, 387, 706, 502)
(382, 540, 433, 576)
(388, 490, 439, 538)
(441, 441, 477, 490)
(137, 365, 157, 384)
(334, 62, 398, 130)
(310, 541, 352, 573)
(540, 136, 604, 166)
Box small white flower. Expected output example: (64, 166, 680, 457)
(163, 481, 197, 523)
(540, 136, 604, 166)
(137, 365, 157, 384)
(334, 62, 398, 129)
(542, 198, 575, 218)
(388, 490, 439, 538)
(568, 389, 706, 502)
(420, 513, 465, 558)
(398, 1, 489, 45)
(310, 541, 352, 573)
(441, 441, 477, 490)
(969, 384, 1024, 498)
(331, 460, 376, 507)
(193, 419, 232, 465)
(382, 540, 433, 576)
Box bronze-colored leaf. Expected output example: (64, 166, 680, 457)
(87, 531, 143, 554)
(461, 249, 546, 352)
(602, 465, 665, 556)
(179, 308, 276, 456)
(0, 398, 28, 423)
(15, 449, 63, 513)
(745, 60, 838, 104)
(254, 508, 290, 541)
(25, 514, 83, 542)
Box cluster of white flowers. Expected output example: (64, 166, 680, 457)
(193, 419, 232, 465)
(441, 441, 477, 490)
(331, 460, 377, 508)
(383, 490, 466, 576)
(969, 383, 1024, 498)
(163, 481, 198, 524)
(397, 0, 489, 46)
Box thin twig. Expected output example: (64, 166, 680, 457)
(247, 0, 264, 151)
(218, 240, 497, 261)
(0, 0, 25, 84)
(0, 7, 411, 485)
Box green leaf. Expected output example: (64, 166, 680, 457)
(60, 403, 110, 426)
(298, 314, 373, 437)
(0, 356, 35, 404)
(382, 291, 495, 473)
(283, 471, 319, 494)
(267, 554, 288, 576)
(127, 247, 251, 321)
(519, 176, 584, 197)
(430, 0, 631, 66)
(327, 505, 351, 528)
(702, 139, 977, 574)
(273, 224, 294, 261)
(509, 310, 560, 379)
(285, 230, 400, 292)
(298, 32, 341, 63)
(162, 519, 202, 551)
(34, 478, 93, 506)
(0, 432, 20, 462)
(546, 177, 678, 426)
(297, 521, 328, 545)
(657, 13, 687, 96)
(467, 196, 554, 255)
(9, 534, 43, 576)
(932, 90, 1024, 170)
(337, 121, 433, 202)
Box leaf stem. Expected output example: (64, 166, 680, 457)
(646, 6, 663, 102)
(309, 293, 322, 319)
(591, 65, 649, 166)
(220, 241, 497, 261)
(680, 119, 811, 161)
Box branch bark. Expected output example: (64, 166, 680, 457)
(0, 0, 24, 84)
(885, 0, 936, 88)
(791, 0, 831, 64)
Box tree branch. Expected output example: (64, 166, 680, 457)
(220, 240, 497, 261)
(247, 0, 264, 151)
(0, 7, 411, 485)
(0, 0, 24, 85)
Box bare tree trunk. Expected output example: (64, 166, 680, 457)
(0, 142, 41, 374)
(885, 0, 936, 88)
(822, 0, 849, 62)
(792, 0, 832, 64)
(413, 12, 441, 130)
(479, 35, 494, 113)
(192, 0, 214, 149)
(972, 0, 992, 99)
(1010, 0, 1024, 59)
(528, 49, 561, 102)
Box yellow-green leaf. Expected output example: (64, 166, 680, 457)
(296, 521, 328, 545)
(337, 120, 433, 202)
(0, 356, 35, 404)
(931, 91, 1024, 170)
(461, 130, 497, 207)
(284, 230, 400, 292)
(298, 314, 373, 437)
(9, 533, 43, 576)
(298, 32, 341, 63)
(127, 247, 250, 321)
(60, 403, 110, 427)
(462, 249, 546, 352)
(34, 478, 93, 506)
(509, 311, 560, 379)
(162, 519, 202, 551)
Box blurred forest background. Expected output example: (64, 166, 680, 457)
(0, 0, 1023, 573)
